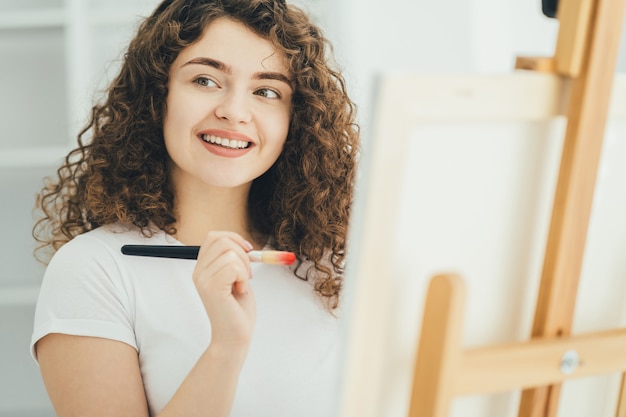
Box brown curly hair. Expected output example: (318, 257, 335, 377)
(33, 0, 359, 309)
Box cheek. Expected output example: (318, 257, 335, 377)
(163, 97, 192, 162)
(262, 116, 290, 165)
(163, 93, 198, 141)
(258, 105, 290, 149)
(272, 122, 290, 156)
(274, 109, 292, 144)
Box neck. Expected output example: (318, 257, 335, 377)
(171, 181, 259, 247)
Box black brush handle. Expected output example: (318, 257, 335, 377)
(121, 245, 200, 260)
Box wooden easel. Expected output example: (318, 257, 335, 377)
(408, 0, 626, 416)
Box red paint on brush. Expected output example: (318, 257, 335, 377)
(250, 250, 296, 265)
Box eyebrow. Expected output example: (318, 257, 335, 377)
(182, 57, 293, 88)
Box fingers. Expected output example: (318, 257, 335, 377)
(191, 231, 257, 348)
(198, 231, 252, 267)
(197, 249, 250, 295)
(193, 231, 254, 296)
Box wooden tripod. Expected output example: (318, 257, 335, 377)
(408, 0, 626, 416)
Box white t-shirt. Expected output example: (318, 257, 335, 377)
(31, 223, 343, 416)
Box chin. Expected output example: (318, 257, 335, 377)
(199, 174, 255, 190)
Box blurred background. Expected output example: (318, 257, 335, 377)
(0, 1, 624, 416)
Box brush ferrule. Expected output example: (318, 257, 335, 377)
(248, 250, 264, 262)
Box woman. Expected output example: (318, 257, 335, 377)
(30, 1, 359, 416)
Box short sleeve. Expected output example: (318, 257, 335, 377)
(30, 235, 137, 361)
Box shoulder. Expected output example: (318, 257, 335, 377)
(46, 223, 175, 285)
(32, 224, 153, 359)
(44, 224, 129, 285)
(53, 223, 171, 260)
(39, 223, 179, 315)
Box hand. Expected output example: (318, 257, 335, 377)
(192, 231, 256, 350)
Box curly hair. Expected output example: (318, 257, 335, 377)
(33, 0, 359, 309)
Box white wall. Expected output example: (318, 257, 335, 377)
(332, 0, 474, 129)
(324, 0, 624, 136)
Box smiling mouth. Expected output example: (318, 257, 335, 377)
(201, 134, 251, 149)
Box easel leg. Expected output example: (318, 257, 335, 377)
(519, 386, 561, 417)
(517, 0, 626, 413)
(408, 274, 465, 417)
(615, 373, 626, 417)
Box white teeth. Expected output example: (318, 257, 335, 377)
(202, 134, 250, 149)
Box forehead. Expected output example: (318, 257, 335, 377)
(175, 17, 289, 74)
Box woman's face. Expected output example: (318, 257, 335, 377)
(164, 17, 293, 192)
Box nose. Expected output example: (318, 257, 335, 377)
(214, 89, 252, 124)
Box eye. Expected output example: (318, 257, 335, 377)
(193, 76, 218, 88)
(255, 88, 281, 99)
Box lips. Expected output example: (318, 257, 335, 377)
(197, 129, 255, 158)
(201, 134, 251, 149)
